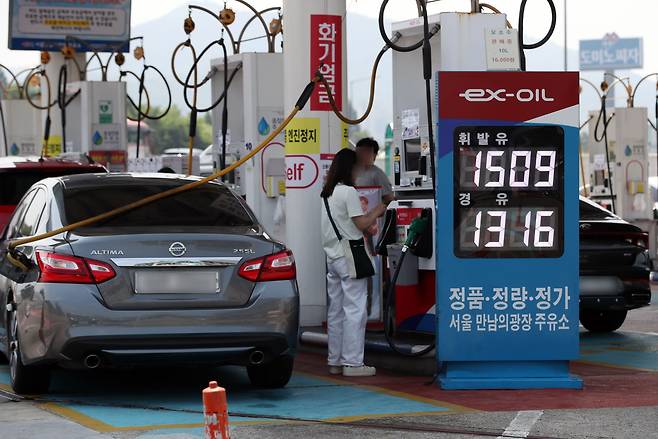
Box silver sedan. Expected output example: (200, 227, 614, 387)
(0, 173, 299, 394)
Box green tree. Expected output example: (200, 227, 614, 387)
(128, 104, 213, 154)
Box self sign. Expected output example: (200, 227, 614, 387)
(285, 155, 319, 189)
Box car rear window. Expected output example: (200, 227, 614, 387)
(62, 183, 255, 229)
(580, 199, 617, 220)
(0, 168, 101, 205)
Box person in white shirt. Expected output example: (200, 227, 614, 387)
(320, 149, 388, 377)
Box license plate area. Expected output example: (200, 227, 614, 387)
(134, 270, 220, 294)
(579, 276, 623, 296)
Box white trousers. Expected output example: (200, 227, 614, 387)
(326, 257, 368, 367)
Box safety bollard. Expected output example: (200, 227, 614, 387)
(203, 381, 230, 439)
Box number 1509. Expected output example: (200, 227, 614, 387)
(460, 149, 557, 189)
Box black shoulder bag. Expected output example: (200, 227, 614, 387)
(323, 197, 374, 279)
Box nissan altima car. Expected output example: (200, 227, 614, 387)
(0, 173, 299, 394)
(579, 196, 652, 332)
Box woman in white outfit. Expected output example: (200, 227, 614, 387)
(320, 149, 388, 377)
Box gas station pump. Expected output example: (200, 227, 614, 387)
(1, 45, 131, 168)
(588, 105, 656, 256)
(580, 69, 658, 259)
(375, 3, 583, 390)
(64, 79, 128, 170)
(436, 71, 582, 389)
(381, 11, 509, 336)
(0, 97, 41, 157)
(0, 65, 40, 156)
(210, 53, 286, 242)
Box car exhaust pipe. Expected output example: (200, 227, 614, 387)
(249, 350, 265, 365)
(83, 354, 101, 369)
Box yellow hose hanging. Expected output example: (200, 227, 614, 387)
(316, 49, 383, 126)
(313, 34, 403, 126)
(7, 74, 320, 254)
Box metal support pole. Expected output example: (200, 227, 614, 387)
(563, 0, 567, 71)
(471, 0, 480, 13)
(283, 0, 347, 326)
(605, 69, 615, 109)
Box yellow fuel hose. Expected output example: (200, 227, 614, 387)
(7, 76, 319, 254)
(316, 47, 385, 126)
(314, 35, 402, 126)
(8, 107, 297, 250)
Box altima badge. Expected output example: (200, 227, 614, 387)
(91, 249, 125, 255)
(169, 242, 186, 257)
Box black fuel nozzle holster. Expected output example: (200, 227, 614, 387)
(375, 207, 433, 259)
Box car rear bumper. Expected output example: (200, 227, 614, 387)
(59, 333, 291, 368)
(579, 271, 651, 311)
(15, 280, 299, 367)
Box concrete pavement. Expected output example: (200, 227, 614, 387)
(0, 293, 656, 439)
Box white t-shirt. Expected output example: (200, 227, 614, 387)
(321, 184, 364, 260)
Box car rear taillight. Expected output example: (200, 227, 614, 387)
(36, 251, 116, 284)
(624, 232, 649, 248)
(238, 249, 296, 282)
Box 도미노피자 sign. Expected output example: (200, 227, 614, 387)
(579, 33, 643, 71)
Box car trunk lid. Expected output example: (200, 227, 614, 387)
(579, 220, 646, 269)
(67, 230, 274, 310)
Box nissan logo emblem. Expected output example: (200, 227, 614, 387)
(169, 242, 186, 257)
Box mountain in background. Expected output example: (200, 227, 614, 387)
(10, 2, 656, 145)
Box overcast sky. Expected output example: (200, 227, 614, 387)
(2, 0, 657, 97)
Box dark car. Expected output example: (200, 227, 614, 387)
(579, 196, 652, 332)
(0, 155, 106, 234)
(0, 173, 299, 394)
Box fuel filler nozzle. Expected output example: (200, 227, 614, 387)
(403, 216, 429, 252)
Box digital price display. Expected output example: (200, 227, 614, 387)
(453, 125, 564, 258)
(437, 71, 581, 390)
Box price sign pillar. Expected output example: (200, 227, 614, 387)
(436, 72, 582, 390)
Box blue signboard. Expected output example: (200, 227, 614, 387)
(436, 71, 582, 390)
(8, 0, 131, 52)
(579, 34, 643, 71)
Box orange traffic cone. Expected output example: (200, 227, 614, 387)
(203, 381, 230, 439)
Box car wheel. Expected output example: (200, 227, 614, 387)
(247, 355, 294, 389)
(580, 309, 627, 333)
(7, 301, 50, 394)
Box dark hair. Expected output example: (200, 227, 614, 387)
(356, 137, 379, 155)
(321, 148, 357, 198)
